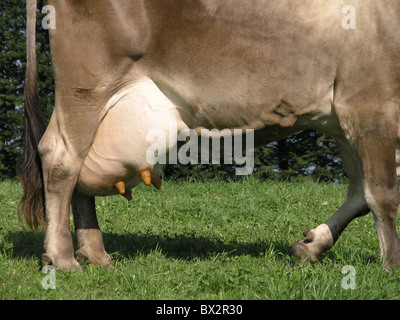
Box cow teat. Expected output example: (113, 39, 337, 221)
(114, 181, 126, 194)
(139, 168, 162, 190)
(139, 169, 152, 186)
(151, 171, 162, 190)
(114, 181, 133, 201)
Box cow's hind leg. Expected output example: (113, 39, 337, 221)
(39, 105, 106, 270)
(72, 190, 113, 268)
(39, 117, 82, 270)
(292, 137, 369, 262)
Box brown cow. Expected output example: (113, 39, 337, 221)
(19, 0, 400, 271)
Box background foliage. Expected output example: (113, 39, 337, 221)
(0, 0, 53, 179)
(0, 0, 345, 182)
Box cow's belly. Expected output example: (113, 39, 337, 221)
(76, 78, 183, 196)
(76, 75, 344, 197)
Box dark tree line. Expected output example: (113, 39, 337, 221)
(0, 1, 345, 182)
(1, 0, 53, 179)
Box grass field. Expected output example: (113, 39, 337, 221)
(1, 178, 400, 300)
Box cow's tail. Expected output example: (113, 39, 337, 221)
(17, 0, 47, 230)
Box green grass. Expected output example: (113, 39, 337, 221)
(1, 177, 400, 300)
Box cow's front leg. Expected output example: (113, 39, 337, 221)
(292, 199, 368, 263)
(72, 190, 113, 268)
(292, 137, 370, 262)
(355, 114, 400, 270)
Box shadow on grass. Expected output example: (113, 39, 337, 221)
(0, 230, 45, 263)
(102, 232, 294, 261)
(3, 230, 294, 263)
(2, 230, 379, 268)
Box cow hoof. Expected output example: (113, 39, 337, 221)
(292, 239, 318, 263)
(42, 253, 82, 271)
(382, 251, 400, 273)
(292, 224, 334, 263)
(76, 248, 114, 270)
